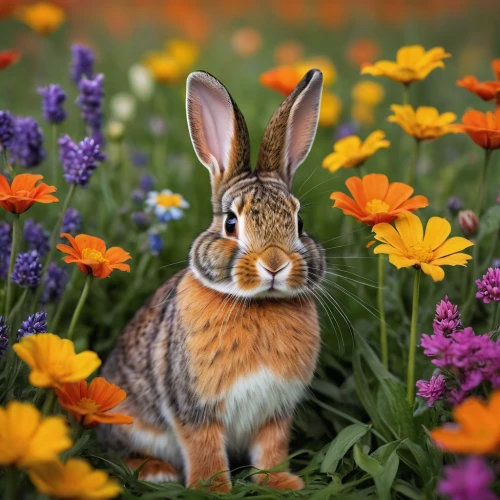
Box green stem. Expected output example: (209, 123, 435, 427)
(378, 254, 388, 369)
(402, 84, 410, 105)
(34, 183, 77, 306)
(42, 389, 56, 416)
(476, 149, 492, 217)
(51, 124, 59, 185)
(462, 243, 479, 325)
(5, 214, 20, 318)
(407, 268, 421, 407)
(5, 467, 19, 500)
(7, 288, 28, 325)
(490, 302, 499, 334)
(67, 275, 92, 341)
(407, 139, 421, 186)
(51, 268, 78, 332)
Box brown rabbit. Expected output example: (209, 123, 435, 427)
(97, 69, 326, 492)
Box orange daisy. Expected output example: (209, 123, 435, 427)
(453, 108, 500, 150)
(55, 377, 133, 428)
(457, 59, 500, 102)
(259, 66, 302, 96)
(330, 173, 429, 226)
(57, 233, 131, 279)
(0, 49, 20, 70)
(431, 390, 500, 455)
(0, 173, 58, 214)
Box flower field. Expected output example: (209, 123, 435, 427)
(1, 1, 500, 499)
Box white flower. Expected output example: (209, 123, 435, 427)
(105, 120, 125, 141)
(129, 64, 155, 101)
(110, 93, 136, 123)
(145, 189, 189, 223)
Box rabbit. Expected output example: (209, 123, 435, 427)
(97, 68, 326, 492)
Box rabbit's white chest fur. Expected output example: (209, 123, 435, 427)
(222, 367, 306, 448)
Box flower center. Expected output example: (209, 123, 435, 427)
(77, 397, 100, 414)
(155, 193, 182, 208)
(365, 199, 390, 214)
(407, 242, 433, 263)
(82, 248, 108, 263)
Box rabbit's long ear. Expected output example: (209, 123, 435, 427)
(256, 69, 323, 188)
(187, 71, 251, 190)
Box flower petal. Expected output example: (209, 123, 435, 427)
(395, 212, 423, 244)
(423, 217, 451, 250)
(420, 262, 445, 282)
(433, 237, 473, 259)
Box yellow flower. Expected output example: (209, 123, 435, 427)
(322, 130, 390, 173)
(16, 2, 65, 36)
(13, 333, 101, 389)
(28, 458, 122, 499)
(372, 212, 473, 281)
(319, 90, 342, 128)
(0, 401, 72, 468)
(352, 81, 385, 107)
(388, 105, 458, 140)
(361, 45, 451, 84)
(142, 52, 182, 85)
(352, 102, 375, 126)
(165, 39, 199, 70)
(295, 57, 337, 86)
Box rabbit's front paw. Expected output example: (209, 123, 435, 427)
(256, 472, 305, 491)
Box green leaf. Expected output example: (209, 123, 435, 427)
(320, 423, 370, 474)
(478, 205, 500, 241)
(370, 440, 402, 464)
(392, 479, 425, 500)
(353, 443, 384, 477)
(374, 451, 399, 500)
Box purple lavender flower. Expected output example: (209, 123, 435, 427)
(17, 311, 47, 341)
(0, 222, 12, 279)
(447, 196, 463, 216)
(131, 211, 150, 229)
(416, 374, 446, 407)
(433, 296, 462, 335)
(59, 135, 104, 187)
(37, 84, 67, 124)
(77, 73, 104, 131)
(437, 457, 496, 500)
(70, 44, 94, 84)
(0, 111, 14, 151)
(476, 267, 500, 304)
(11, 250, 42, 288)
(334, 121, 360, 141)
(61, 208, 82, 234)
(139, 174, 154, 192)
(41, 263, 68, 304)
(24, 218, 49, 256)
(131, 149, 148, 168)
(0, 316, 8, 357)
(8, 116, 45, 168)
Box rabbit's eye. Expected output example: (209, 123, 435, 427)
(225, 212, 238, 236)
(298, 215, 304, 236)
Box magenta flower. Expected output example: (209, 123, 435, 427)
(437, 457, 497, 500)
(476, 267, 500, 304)
(416, 375, 446, 407)
(433, 296, 462, 335)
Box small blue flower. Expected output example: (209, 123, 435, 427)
(17, 311, 48, 341)
(131, 211, 150, 229)
(38, 84, 67, 124)
(130, 149, 148, 168)
(12, 250, 42, 288)
(139, 174, 154, 192)
(145, 189, 189, 223)
(24, 218, 50, 256)
(41, 263, 68, 304)
(149, 231, 163, 256)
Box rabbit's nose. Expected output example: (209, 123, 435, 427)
(258, 247, 290, 277)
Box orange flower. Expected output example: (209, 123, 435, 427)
(57, 234, 131, 278)
(330, 173, 429, 226)
(457, 59, 500, 102)
(0, 174, 58, 214)
(431, 391, 500, 455)
(55, 377, 133, 428)
(347, 38, 380, 67)
(260, 66, 302, 96)
(453, 108, 500, 150)
(0, 49, 20, 70)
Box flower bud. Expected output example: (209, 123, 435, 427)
(447, 196, 463, 216)
(128, 64, 155, 101)
(105, 120, 125, 142)
(110, 92, 136, 123)
(458, 209, 478, 237)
